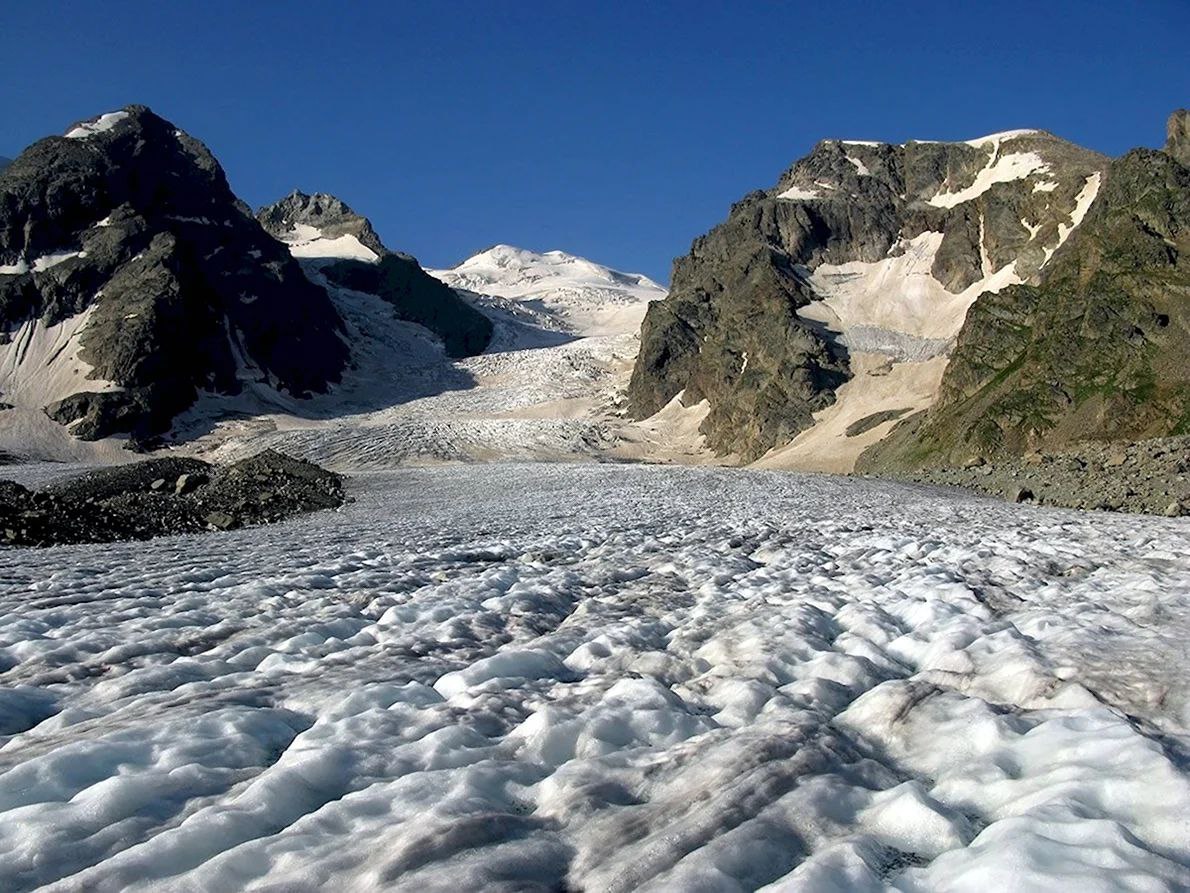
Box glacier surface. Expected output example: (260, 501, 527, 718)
(1, 463, 1188, 891)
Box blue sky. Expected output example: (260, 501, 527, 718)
(3, 1, 1188, 282)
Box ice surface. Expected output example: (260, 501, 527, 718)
(1, 464, 1187, 891)
(177, 246, 667, 469)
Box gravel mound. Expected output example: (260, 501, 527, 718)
(1, 450, 344, 546)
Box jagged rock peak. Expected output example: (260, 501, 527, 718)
(257, 190, 394, 262)
(1166, 109, 1190, 168)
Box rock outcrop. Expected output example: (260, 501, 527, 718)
(1166, 108, 1190, 168)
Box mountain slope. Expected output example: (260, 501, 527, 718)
(629, 129, 1107, 462)
(258, 191, 493, 357)
(0, 106, 348, 446)
(860, 110, 1190, 471)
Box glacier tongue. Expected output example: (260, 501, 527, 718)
(0, 464, 1187, 891)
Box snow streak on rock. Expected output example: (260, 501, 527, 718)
(1, 464, 1187, 891)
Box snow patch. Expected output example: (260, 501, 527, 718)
(964, 129, 1042, 146)
(777, 185, 823, 201)
(430, 245, 664, 338)
(278, 223, 379, 263)
(64, 111, 129, 139)
(928, 152, 1050, 209)
(1043, 172, 1102, 267)
(33, 250, 85, 272)
(0, 306, 121, 409)
(800, 230, 1024, 343)
(845, 155, 870, 176)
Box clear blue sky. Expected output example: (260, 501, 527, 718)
(3, 1, 1187, 282)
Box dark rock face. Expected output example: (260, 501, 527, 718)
(1167, 109, 1190, 168)
(0, 107, 348, 443)
(0, 157, 10, 174)
(861, 127, 1190, 471)
(257, 191, 492, 358)
(628, 131, 1106, 461)
(629, 192, 850, 460)
(0, 449, 345, 546)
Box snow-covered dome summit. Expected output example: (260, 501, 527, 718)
(431, 245, 666, 337)
(437, 245, 663, 295)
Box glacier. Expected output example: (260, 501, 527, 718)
(1, 463, 1187, 891)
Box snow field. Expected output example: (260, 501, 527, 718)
(1, 464, 1187, 891)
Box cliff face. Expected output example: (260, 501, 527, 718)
(629, 130, 1107, 462)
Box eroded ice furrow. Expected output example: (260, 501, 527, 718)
(0, 464, 1188, 891)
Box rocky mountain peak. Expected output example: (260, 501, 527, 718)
(1166, 108, 1190, 167)
(256, 190, 393, 261)
(257, 193, 493, 358)
(0, 106, 348, 445)
(631, 123, 1108, 461)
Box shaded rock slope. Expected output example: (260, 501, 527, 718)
(861, 110, 1190, 472)
(629, 127, 1108, 461)
(0, 449, 344, 546)
(0, 106, 348, 443)
(257, 191, 492, 358)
